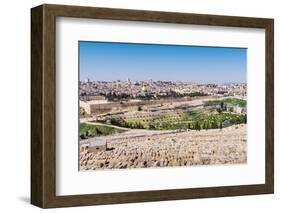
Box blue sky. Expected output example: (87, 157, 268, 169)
(79, 41, 247, 83)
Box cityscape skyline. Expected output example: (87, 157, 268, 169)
(79, 41, 247, 83)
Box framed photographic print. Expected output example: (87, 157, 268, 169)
(31, 4, 274, 208)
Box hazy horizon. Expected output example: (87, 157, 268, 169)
(79, 41, 247, 84)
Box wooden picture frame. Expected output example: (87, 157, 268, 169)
(31, 4, 274, 208)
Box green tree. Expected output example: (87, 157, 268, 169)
(223, 104, 227, 111)
(217, 108, 222, 114)
(86, 130, 91, 137)
(80, 134, 87, 139)
(204, 122, 209, 130)
(149, 123, 155, 130)
(195, 121, 200, 131)
(96, 128, 102, 135)
(219, 121, 223, 130)
(210, 122, 215, 129)
(220, 101, 224, 109)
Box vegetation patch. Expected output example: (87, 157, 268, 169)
(101, 90, 208, 101)
(99, 111, 246, 131)
(223, 98, 247, 107)
(205, 98, 246, 107)
(80, 123, 126, 139)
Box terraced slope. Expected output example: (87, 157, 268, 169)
(80, 124, 246, 170)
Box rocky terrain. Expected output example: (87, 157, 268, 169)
(80, 124, 247, 170)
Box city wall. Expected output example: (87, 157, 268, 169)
(81, 96, 217, 115)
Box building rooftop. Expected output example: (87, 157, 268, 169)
(85, 100, 109, 105)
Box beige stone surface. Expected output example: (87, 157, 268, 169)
(80, 124, 247, 170)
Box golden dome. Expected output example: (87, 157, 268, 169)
(141, 85, 148, 92)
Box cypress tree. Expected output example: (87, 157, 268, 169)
(219, 121, 223, 130)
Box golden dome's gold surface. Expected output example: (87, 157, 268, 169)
(141, 85, 148, 92)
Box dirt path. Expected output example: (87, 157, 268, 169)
(81, 120, 130, 131)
